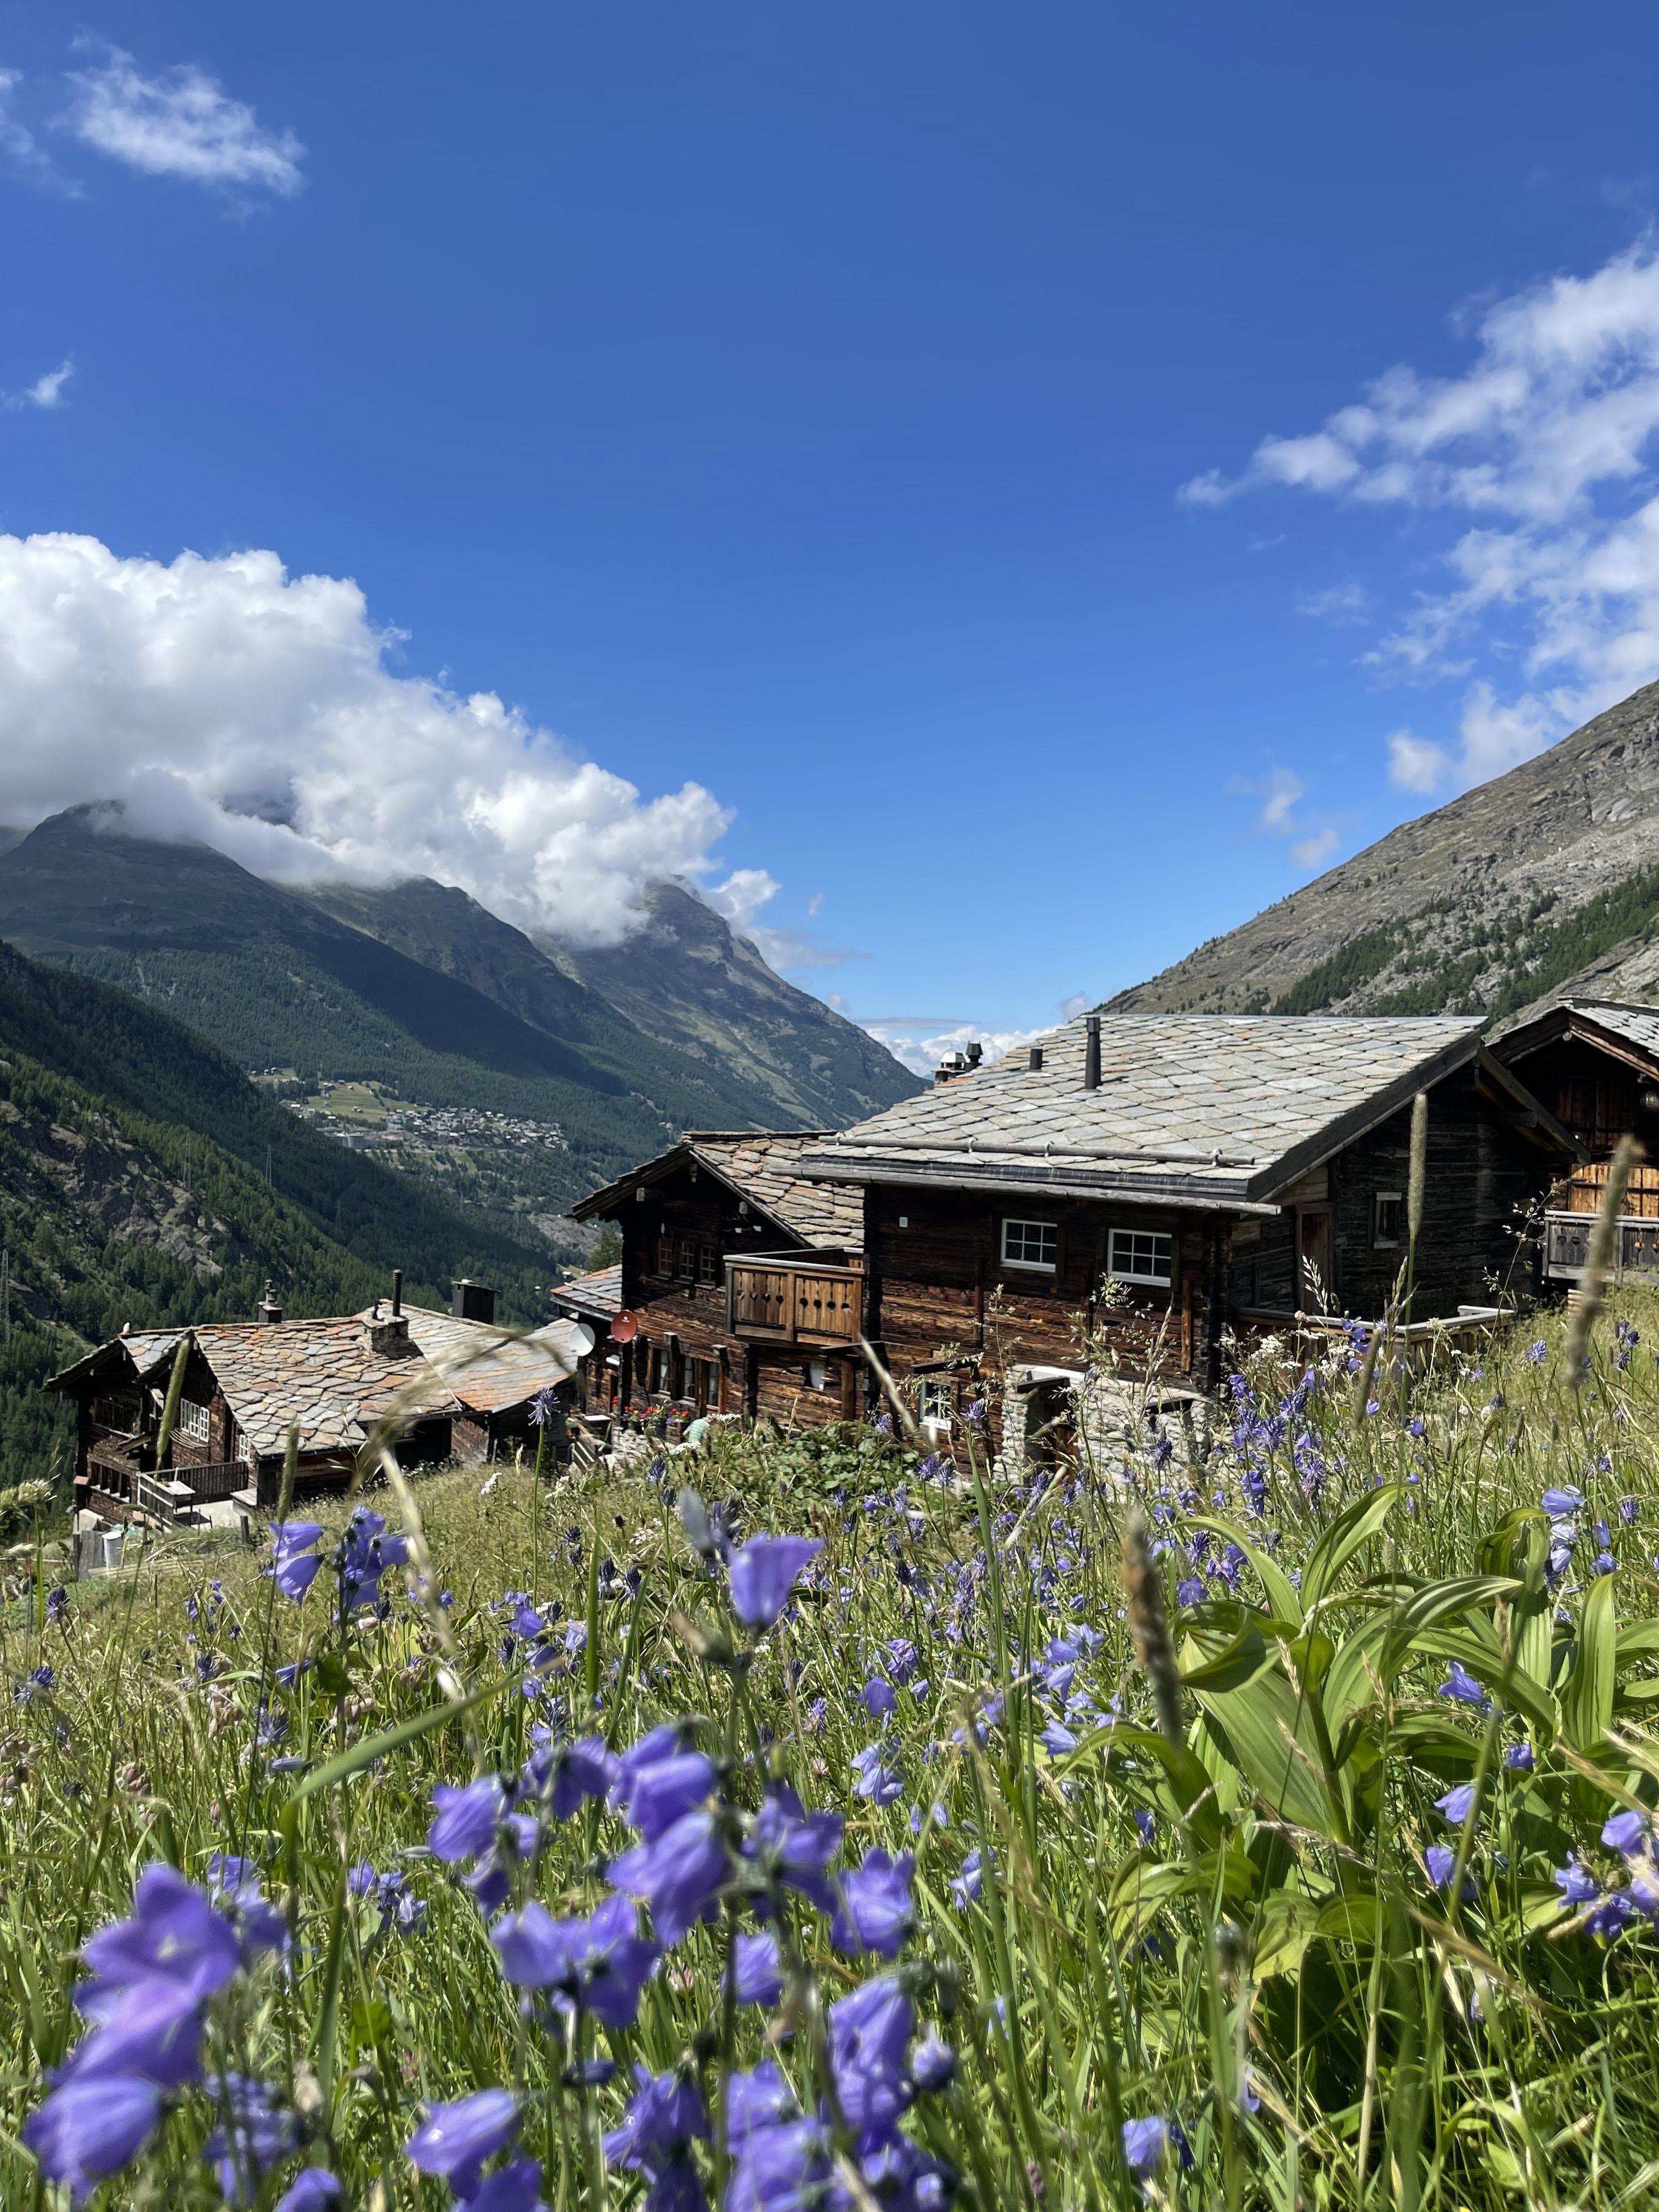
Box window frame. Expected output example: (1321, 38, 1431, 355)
(654, 1235, 675, 1278)
(675, 1236, 697, 1282)
(1372, 1190, 1403, 1250)
(178, 1398, 212, 1446)
(917, 1376, 954, 1429)
(697, 1243, 719, 1285)
(1000, 1217, 1059, 1274)
(1105, 1227, 1174, 1288)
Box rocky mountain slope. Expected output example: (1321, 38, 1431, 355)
(1107, 680, 1659, 1020)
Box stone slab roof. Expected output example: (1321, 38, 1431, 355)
(800, 1014, 1505, 1209)
(392, 1306, 586, 1415)
(572, 1132, 865, 1248)
(1493, 999, 1659, 1068)
(195, 1318, 460, 1457)
(549, 1263, 623, 1320)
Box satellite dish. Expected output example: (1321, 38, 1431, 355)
(610, 1310, 638, 1344)
(570, 1323, 596, 1357)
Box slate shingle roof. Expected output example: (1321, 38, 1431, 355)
(549, 1264, 623, 1320)
(799, 1014, 1493, 1208)
(1497, 1000, 1659, 1065)
(54, 1305, 586, 1455)
(572, 1132, 865, 1248)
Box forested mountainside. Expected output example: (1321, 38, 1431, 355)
(1107, 680, 1659, 1021)
(0, 813, 918, 1219)
(0, 939, 557, 1489)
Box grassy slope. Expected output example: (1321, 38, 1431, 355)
(7, 1299, 1659, 2207)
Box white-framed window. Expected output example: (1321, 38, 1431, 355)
(1107, 1228, 1172, 1286)
(1001, 1218, 1058, 1272)
(917, 1377, 953, 1431)
(178, 1398, 211, 1445)
(1373, 1191, 1403, 1249)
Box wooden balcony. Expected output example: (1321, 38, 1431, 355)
(1544, 1211, 1659, 1282)
(726, 1252, 864, 1346)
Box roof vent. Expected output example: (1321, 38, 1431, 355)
(964, 1041, 983, 1067)
(258, 1283, 283, 1325)
(1029, 1045, 1044, 1072)
(452, 1279, 495, 1324)
(1084, 1015, 1102, 1092)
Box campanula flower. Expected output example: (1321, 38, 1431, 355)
(268, 1522, 324, 1604)
(1542, 1486, 1583, 1517)
(22, 2074, 162, 2205)
(274, 2171, 342, 2212)
(1602, 1809, 1649, 1857)
(743, 1782, 843, 1914)
(1437, 1661, 1489, 1709)
(831, 1849, 915, 1959)
(1554, 1858, 1599, 1905)
(613, 1752, 716, 1842)
(827, 1974, 914, 2134)
(406, 2090, 520, 2199)
(862, 1678, 898, 1718)
(603, 2064, 709, 2181)
(850, 1742, 904, 1805)
(201, 2073, 298, 2204)
(428, 1778, 505, 1864)
(726, 1535, 823, 1628)
(79, 1864, 241, 2014)
(911, 2033, 957, 2091)
(609, 1809, 730, 1944)
(1434, 1784, 1477, 1826)
(950, 1849, 983, 1908)
(731, 1929, 783, 2006)
(1121, 2117, 1169, 2178)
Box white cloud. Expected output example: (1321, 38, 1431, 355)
(60, 45, 304, 199)
(0, 66, 60, 185)
(857, 1003, 1085, 1080)
(1185, 241, 1659, 794)
(0, 531, 759, 947)
(1297, 578, 1368, 624)
(1257, 766, 1304, 830)
(2, 360, 71, 413)
(1290, 826, 1341, 870)
(1386, 729, 1451, 794)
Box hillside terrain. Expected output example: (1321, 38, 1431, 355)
(0, 940, 564, 1489)
(0, 812, 919, 1240)
(1107, 680, 1659, 1020)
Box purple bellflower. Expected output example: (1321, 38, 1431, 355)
(609, 1809, 730, 1944)
(407, 2090, 521, 2200)
(831, 1848, 916, 1959)
(726, 1534, 823, 1628)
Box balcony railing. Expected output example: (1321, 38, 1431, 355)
(726, 1252, 864, 1346)
(1544, 1211, 1659, 1281)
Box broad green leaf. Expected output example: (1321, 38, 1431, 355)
(1617, 1620, 1659, 1666)
(1251, 1889, 1324, 1978)
(1561, 1573, 1617, 1753)
(1179, 1622, 1270, 1691)
(1301, 1485, 1404, 1619)
(1193, 1663, 1345, 1841)
(1316, 1895, 1382, 1950)
(1408, 1626, 1560, 1742)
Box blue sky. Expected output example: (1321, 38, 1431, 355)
(2, 5, 1658, 1071)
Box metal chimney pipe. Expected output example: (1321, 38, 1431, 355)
(1084, 1015, 1102, 1091)
(1029, 1044, 1044, 1072)
(391, 1268, 403, 1317)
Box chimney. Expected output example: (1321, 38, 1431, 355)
(933, 1053, 968, 1087)
(365, 1309, 414, 1358)
(452, 1279, 496, 1324)
(1084, 1015, 1102, 1092)
(965, 1041, 983, 1068)
(1029, 1045, 1044, 1072)
(258, 1282, 284, 1325)
(391, 1268, 403, 1317)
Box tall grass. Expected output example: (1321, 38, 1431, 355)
(5, 1290, 1659, 2208)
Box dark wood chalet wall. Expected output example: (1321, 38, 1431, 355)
(866, 1187, 1220, 1389)
(1499, 1036, 1659, 1162)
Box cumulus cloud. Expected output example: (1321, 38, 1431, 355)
(59, 44, 304, 199)
(2, 360, 71, 412)
(1184, 241, 1659, 794)
(0, 531, 760, 948)
(856, 1005, 1083, 1081)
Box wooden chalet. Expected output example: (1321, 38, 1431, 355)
(49, 1279, 590, 1519)
(566, 1133, 866, 1429)
(565, 1018, 1577, 1467)
(1489, 1000, 1659, 1284)
(794, 1012, 1575, 1464)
